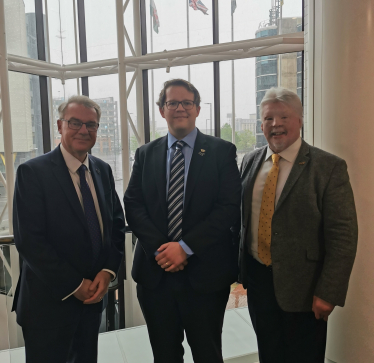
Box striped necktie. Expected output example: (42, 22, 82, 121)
(258, 153, 280, 266)
(167, 140, 186, 241)
(78, 164, 102, 267)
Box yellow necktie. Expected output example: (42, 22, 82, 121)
(258, 154, 280, 266)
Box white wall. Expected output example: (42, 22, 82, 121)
(313, 0, 374, 361)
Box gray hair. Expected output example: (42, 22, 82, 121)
(260, 87, 303, 121)
(58, 95, 101, 122)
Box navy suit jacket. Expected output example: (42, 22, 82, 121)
(124, 130, 241, 294)
(12, 146, 126, 329)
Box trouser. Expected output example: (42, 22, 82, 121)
(23, 304, 102, 363)
(246, 255, 327, 363)
(137, 271, 230, 363)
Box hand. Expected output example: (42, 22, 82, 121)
(73, 279, 94, 301)
(83, 271, 112, 304)
(168, 260, 188, 273)
(312, 296, 335, 321)
(155, 242, 187, 272)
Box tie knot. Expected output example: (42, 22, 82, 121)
(78, 164, 87, 175)
(175, 140, 185, 150)
(272, 154, 280, 165)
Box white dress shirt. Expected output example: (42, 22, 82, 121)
(250, 137, 302, 264)
(60, 144, 115, 300)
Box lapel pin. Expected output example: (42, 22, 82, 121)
(299, 161, 305, 165)
(96, 168, 101, 174)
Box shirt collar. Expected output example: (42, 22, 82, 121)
(60, 143, 90, 173)
(265, 137, 302, 163)
(167, 127, 198, 150)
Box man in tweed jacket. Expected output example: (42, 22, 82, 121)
(239, 87, 358, 363)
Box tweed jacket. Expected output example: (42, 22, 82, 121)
(239, 140, 358, 312)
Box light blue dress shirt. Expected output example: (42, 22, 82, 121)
(155, 128, 197, 257)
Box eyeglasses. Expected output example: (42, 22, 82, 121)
(60, 118, 99, 132)
(164, 100, 195, 110)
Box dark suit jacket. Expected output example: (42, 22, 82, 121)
(124, 130, 241, 294)
(12, 145, 126, 329)
(239, 140, 358, 311)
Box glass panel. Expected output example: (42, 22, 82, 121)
(256, 51, 301, 148)
(85, 0, 130, 61)
(50, 78, 80, 149)
(47, 0, 77, 65)
(190, 63, 214, 135)
(146, 0, 212, 54)
(0, 72, 45, 234)
(4, 0, 37, 59)
(88, 75, 124, 201)
(220, 59, 256, 169)
(0, 243, 11, 355)
(219, 0, 302, 44)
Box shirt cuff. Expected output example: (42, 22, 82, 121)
(179, 240, 194, 257)
(102, 269, 116, 281)
(62, 279, 84, 301)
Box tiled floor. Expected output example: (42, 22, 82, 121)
(0, 307, 259, 363)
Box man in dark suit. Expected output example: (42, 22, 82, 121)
(239, 87, 358, 363)
(124, 79, 241, 363)
(12, 96, 126, 363)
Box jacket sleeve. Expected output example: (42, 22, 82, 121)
(314, 159, 358, 306)
(182, 144, 242, 256)
(102, 165, 126, 274)
(13, 163, 83, 301)
(124, 148, 168, 257)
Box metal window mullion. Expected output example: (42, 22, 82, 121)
(212, 0, 220, 137)
(35, 0, 52, 153)
(77, 0, 89, 96)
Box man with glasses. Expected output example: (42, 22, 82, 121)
(124, 79, 241, 363)
(12, 95, 126, 363)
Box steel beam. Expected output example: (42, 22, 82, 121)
(116, 0, 130, 191)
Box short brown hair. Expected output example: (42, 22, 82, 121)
(58, 95, 101, 122)
(156, 79, 201, 108)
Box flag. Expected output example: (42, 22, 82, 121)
(150, 0, 160, 33)
(189, 0, 209, 15)
(231, 0, 237, 15)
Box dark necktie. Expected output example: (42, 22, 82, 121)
(78, 164, 102, 267)
(167, 141, 185, 241)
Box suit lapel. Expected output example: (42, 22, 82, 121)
(242, 147, 267, 200)
(153, 136, 168, 217)
(275, 140, 310, 212)
(183, 131, 207, 214)
(89, 156, 107, 240)
(50, 146, 87, 230)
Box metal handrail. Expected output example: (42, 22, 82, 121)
(0, 235, 14, 246)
